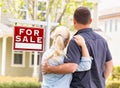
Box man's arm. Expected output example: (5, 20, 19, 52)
(43, 62, 78, 74)
(104, 60, 113, 79)
(43, 35, 92, 74)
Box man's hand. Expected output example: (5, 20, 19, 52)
(42, 61, 78, 74)
(42, 61, 52, 74)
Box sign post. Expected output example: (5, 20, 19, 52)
(13, 26, 44, 51)
(8, 17, 59, 78)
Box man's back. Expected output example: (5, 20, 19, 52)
(66, 28, 112, 88)
(42, 6, 113, 88)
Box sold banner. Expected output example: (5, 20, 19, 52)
(13, 26, 44, 51)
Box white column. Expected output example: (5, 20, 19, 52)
(32, 51, 38, 77)
(1, 36, 7, 76)
(88, 0, 99, 29)
(92, 3, 99, 29)
(33, 0, 37, 20)
(45, 15, 51, 51)
(25, 0, 29, 20)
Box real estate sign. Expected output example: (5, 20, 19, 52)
(13, 26, 44, 51)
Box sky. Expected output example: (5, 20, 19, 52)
(98, 0, 120, 11)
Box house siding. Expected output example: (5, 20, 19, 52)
(5, 37, 34, 77)
(98, 7, 120, 66)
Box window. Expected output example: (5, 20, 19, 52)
(38, 1, 46, 11)
(110, 20, 112, 32)
(19, 10, 27, 19)
(105, 21, 107, 32)
(104, 19, 118, 33)
(37, 0, 48, 20)
(19, 1, 28, 20)
(104, 20, 112, 32)
(115, 19, 118, 32)
(30, 52, 40, 67)
(12, 51, 25, 67)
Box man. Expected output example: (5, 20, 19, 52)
(43, 6, 113, 88)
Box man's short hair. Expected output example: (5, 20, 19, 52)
(74, 6, 91, 25)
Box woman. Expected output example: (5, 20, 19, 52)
(41, 26, 92, 88)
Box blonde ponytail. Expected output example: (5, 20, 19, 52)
(54, 34, 65, 56)
(46, 26, 70, 61)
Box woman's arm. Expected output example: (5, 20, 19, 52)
(74, 35, 92, 71)
(43, 35, 91, 74)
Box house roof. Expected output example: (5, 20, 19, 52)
(100, 7, 120, 16)
(0, 23, 13, 38)
(99, 7, 120, 19)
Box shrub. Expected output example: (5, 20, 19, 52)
(0, 76, 41, 88)
(106, 66, 120, 88)
(111, 66, 120, 80)
(106, 81, 120, 88)
(0, 82, 41, 88)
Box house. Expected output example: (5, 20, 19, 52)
(98, 7, 120, 66)
(0, 23, 42, 77)
(0, 0, 48, 77)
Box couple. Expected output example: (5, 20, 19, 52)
(41, 6, 113, 88)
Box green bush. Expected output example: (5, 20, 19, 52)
(107, 81, 120, 88)
(111, 66, 120, 80)
(0, 82, 41, 88)
(106, 66, 120, 88)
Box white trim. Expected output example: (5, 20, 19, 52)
(8, 19, 59, 26)
(0, 23, 13, 38)
(29, 52, 39, 67)
(11, 51, 25, 67)
(1, 37, 7, 76)
(32, 51, 38, 77)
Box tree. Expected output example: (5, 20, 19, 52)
(1, 0, 95, 28)
(47, 0, 95, 30)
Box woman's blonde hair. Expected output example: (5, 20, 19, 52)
(46, 26, 70, 61)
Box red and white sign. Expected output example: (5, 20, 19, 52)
(13, 26, 44, 51)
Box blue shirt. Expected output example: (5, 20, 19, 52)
(41, 45, 92, 88)
(64, 28, 112, 88)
